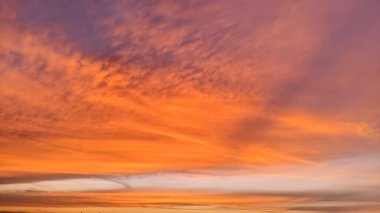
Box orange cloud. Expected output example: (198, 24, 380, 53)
(0, 0, 379, 212)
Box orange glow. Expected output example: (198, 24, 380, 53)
(0, 0, 379, 212)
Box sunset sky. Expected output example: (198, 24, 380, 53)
(0, 0, 380, 212)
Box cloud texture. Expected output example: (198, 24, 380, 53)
(0, 0, 379, 212)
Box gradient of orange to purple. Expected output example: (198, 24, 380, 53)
(0, 0, 380, 213)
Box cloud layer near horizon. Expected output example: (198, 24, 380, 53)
(0, 0, 379, 212)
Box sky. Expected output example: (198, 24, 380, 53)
(0, 0, 379, 212)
